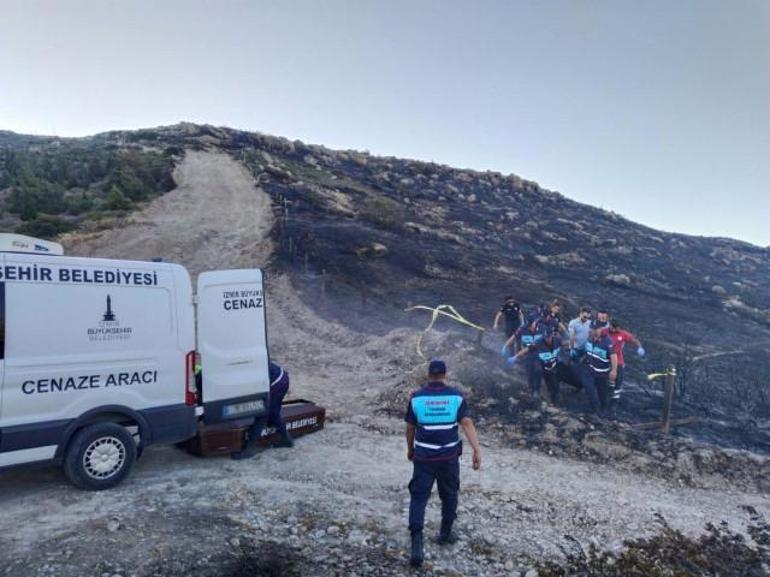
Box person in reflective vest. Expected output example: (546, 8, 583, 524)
(507, 325, 563, 404)
(404, 360, 482, 568)
(503, 316, 543, 398)
(581, 320, 618, 415)
(502, 314, 541, 356)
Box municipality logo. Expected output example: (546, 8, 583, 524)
(88, 294, 132, 342)
(103, 294, 116, 321)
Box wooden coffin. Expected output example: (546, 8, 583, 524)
(184, 399, 326, 457)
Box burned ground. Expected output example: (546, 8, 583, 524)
(374, 330, 770, 494)
(170, 123, 770, 453)
(538, 509, 770, 577)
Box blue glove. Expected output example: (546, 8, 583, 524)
(500, 345, 509, 357)
(637, 346, 646, 357)
(570, 349, 578, 359)
(506, 356, 519, 368)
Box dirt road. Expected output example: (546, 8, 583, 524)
(63, 150, 274, 278)
(2, 151, 767, 577)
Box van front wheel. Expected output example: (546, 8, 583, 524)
(63, 423, 137, 490)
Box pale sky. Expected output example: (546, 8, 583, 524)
(1, 0, 768, 246)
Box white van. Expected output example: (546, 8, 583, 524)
(0, 234, 270, 490)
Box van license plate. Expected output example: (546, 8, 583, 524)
(223, 400, 264, 417)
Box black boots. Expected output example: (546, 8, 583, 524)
(273, 429, 294, 448)
(231, 430, 260, 460)
(410, 522, 458, 567)
(410, 531, 424, 568)
(230, 441, 259, 460)
(436, 520, 458, 545)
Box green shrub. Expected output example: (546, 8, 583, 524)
(16, 215, 75, 239)
(359, 196, 405, 229)
(105, 185, 132, 210)
(65, 192, 95, 215)
(0, 145, 174, 222)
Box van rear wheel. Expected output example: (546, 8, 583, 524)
(63, 423, 137, 490)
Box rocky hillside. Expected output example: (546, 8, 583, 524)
(2, 123, 769, 449)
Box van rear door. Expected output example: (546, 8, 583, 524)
(0, 253, 5, 420)
(196, 269, 269, 424)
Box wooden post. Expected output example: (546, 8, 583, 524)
(661, 366, 677, 434)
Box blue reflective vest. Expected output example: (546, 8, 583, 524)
(586, 335, 615, 374)
(517, 326, 543, 348)
(533, 335, 562, 371)
(405, 383, 468, 461)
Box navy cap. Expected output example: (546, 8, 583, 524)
(590, 319, 605, 330)
(428, 359, 447, 375)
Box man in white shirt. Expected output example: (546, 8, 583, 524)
(568, 306, 592, 359)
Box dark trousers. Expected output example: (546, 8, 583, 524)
(543, 367, 560, 404)
(529, 363, 561, 404)
(613, 366, 625, 401)
(526, 357, 541, 398)
(580, 365, 614, 413)
(408, 459, 460, 533)
(505, 325, 520, 353)
(247, 380, 290, 442)
(268, 379, 290, 435)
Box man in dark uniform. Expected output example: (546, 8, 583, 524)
(541, 299, 566, 335)
(232, 360, 293, 459)
(500, 315, 544, 400)
(502, 314, 541, 354)
(505, 316, 544, 399)
(582, 321, 618, 415)
(405, 360, 482, 568)
(265, 361, 293, 448)
(493, 296, 524, 341)
(508, 325, 563, 404)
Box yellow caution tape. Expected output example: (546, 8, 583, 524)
(647, 367, 677, 381)
(404, 304, 485, 359)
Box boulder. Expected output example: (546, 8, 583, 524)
(711, 285, 728, 296)
(605, 273, 632, 287)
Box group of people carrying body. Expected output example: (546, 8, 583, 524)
(494, 297, 645, 418)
